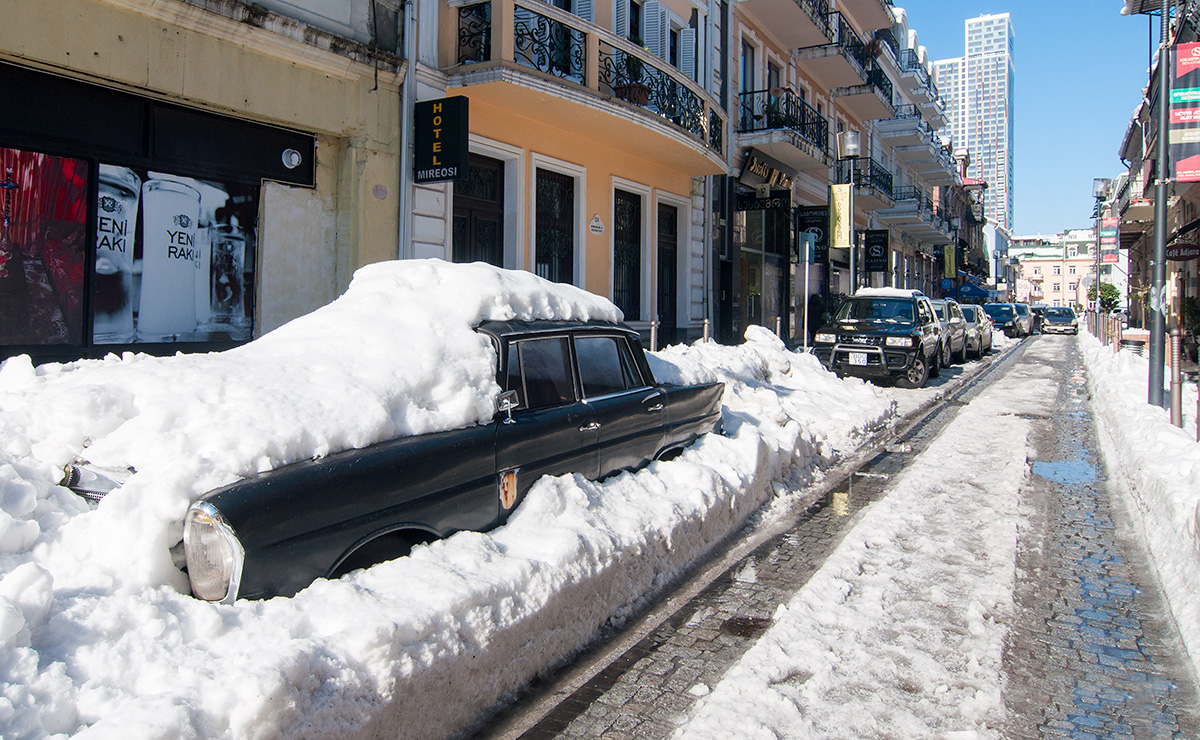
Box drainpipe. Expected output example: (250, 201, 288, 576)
(398, 0, 418, 259)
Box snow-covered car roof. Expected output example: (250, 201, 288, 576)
(851, 288, 927, 299)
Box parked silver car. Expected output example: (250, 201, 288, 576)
(960, 304, 993, 358)
(930, 298, 968, 364)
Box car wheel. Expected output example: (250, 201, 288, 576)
(954, 340, 967, 364)
(929, 345, 942, 378)
(895, 354, 930, 389)
(942, 340, 952, 368)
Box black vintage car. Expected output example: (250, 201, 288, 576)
(812, 289, 945, 388)
(171, 319, 723, 602)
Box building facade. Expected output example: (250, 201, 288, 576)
(1, 0, 407, 363)
(934, 13, 1014, 231)
(2, 0, 987, 364)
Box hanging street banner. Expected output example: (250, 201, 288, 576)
(864, 230, 888, 273)
(1170, 42, 1200, 182)
(1100, 215, 1120, 264)
(414, 96, 469, 183)
(943, 243, 956, 279)
(794, 205, 828, 264)
(829, 184, 852, 251)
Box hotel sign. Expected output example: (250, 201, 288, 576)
(414, 96, 469, 183)
(738, 148, 795, 191)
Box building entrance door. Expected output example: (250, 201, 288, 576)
(452, 154, 504, 267)
(657, 203, 678, 342)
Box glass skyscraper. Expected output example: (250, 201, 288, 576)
(934, 13, 1015, 231)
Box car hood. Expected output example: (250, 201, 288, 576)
(822, 320, 916, 335)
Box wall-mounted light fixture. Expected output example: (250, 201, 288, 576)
(282, 149, 303, 170)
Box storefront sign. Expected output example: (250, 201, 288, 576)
(1100, 215, 1119, 264)
(864, 230, 888, 273)
(737, 148, 795, 191)
(1166, 241, 1200, 261)
(414, 96, 469, 183)
(795, 205, 828, 264)
(1170, 43, 1200, 182)
(736, 190, 791, 211)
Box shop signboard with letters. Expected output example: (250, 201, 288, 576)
(1171, 42, 1200, 182)
(864, 230, 888, 273)
(414, 96, 469, 183)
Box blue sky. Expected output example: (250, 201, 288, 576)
(899, 1, 1154, 236)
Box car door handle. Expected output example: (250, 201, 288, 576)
(647, 403, 664, 412)
(579, 422, 601, 432)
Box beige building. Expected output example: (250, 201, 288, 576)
(1, 0, 980, 362)
(1, 0, 406, 362)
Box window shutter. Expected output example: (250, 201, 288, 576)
(644, 0, 667, 59)
(680, 27, 697, 80)
(615, 0, 629, 39)
(575, 0, 593, 23)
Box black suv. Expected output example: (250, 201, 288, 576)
(812, 289, 945, 388)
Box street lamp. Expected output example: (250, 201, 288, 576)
(836, 131, 862, 292)
(1092, 177, 1110, 328)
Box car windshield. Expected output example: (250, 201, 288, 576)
(1044, 307, 1075, 318)
(835, 298, 914, 323)
(1014, 304, 1029, 315)
(984, 304, 1015, 319)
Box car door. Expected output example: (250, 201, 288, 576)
(494, 334, 599, 522)
(574, 333, 666, 475)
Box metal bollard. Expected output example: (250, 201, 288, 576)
(703, 318, 710, 342)
(775, 316, 782, 337)
(649, 320, 658, 352)
(1171, 327, 1182, 428)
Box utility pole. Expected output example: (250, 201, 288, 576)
(1150, 0, 1171, 406)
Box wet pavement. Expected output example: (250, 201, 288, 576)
(469, 336, 1200, 740)
(1003, 343, 1200, 738)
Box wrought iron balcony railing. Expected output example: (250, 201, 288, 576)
(827, 12, 869, 71)
(890, 185, 919, 201)
(738, 88, 829, 153)
(454, 0, 725, 157)
(866, 64, 893, 106)
(836, 156, 894, 198)
(898, 49, 931, 89)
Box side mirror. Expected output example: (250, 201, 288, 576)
(497, 390, 520, 424)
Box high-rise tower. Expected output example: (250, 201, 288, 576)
(934, 13, 1015, 231)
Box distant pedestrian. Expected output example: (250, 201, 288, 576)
(807, 293, 826, 344)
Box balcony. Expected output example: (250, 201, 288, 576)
(833, 63, 894, 121)
(838, 0, 895, 32)
(876, 105, 926, 146)
(738, 89, 831, 173)
(795, 12, 870, 91)
(896, 49, 933, 104)
(875, 185, 927, 225)
(836, 156, 894, 211)
(920, 91, 947, 129)
(737, 0, 832, 50)
(449, 0, 727, 173)
(908, 144, 957, 187)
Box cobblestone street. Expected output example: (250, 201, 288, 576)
(472, 337, 1200, 740)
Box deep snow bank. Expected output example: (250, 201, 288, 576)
(0, 261, 898, 739)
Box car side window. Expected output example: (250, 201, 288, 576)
(510, 337, 576, 410)
(576, 336, 641, 398)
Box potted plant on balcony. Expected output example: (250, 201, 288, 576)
(614, 36, 650, 105)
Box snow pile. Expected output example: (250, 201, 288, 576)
(1079, 331, 1200, 680)
(0, 260, 898, 739)
(671, 335, 1060, 740)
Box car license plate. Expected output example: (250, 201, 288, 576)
(848, 352, 868, 366)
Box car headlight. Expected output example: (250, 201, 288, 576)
(184, 501, 245, 603)
(885, 336, 914, 347)
(815, 333, 836, 344)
